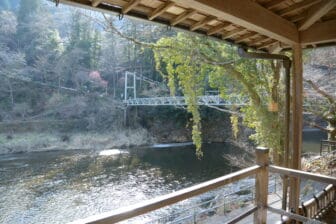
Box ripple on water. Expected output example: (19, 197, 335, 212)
(0, 143, 248, 223)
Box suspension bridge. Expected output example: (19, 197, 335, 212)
(122, 72, 322, 111)
(123, 72, 246, 107)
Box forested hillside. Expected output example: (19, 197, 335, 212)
(0, 0, 233, 153)
(0, 0, 169, 124)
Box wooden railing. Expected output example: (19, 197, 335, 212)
(320, 139, 336, 155)
(71, 147, 336, 224)
(70, 165, 262, 224)
(300, 184, 336, 219)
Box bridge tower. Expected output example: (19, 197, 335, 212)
(124, 72, 136, 100)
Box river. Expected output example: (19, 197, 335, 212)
(0, 129, 326, 223)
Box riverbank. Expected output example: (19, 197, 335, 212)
(0, 128, 155, 154)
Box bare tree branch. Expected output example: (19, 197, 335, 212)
(310, 122, 329, 132)
(305, 78, 336, 104)
(206, 105, 244, 116)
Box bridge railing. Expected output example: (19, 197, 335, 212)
(124, 95, 247, 106)
(71, 148, 336, 224)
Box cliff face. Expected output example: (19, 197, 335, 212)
(134, 106, 233, 143)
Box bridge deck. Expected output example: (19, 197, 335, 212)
(124, 95, 246, 106)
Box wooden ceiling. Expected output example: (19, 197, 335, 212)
(58, 0, 336, 52)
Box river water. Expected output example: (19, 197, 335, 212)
(0, 129, 326, 224)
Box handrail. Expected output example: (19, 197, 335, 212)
(226, 206, 258, 224)
(268, 206, 324, 223)
(269, 165, 336, 185)
(70, 165, 261, 224)
(301, 184, 336, 219)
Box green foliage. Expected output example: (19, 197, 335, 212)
(230, 114, 239, 140)
(154, 33, 284, 158)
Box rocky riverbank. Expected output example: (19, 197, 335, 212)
(0, 128, 155, 154)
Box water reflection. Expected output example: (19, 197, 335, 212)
(302, 128, 327, 153)
(0, 143, 243, 224)
(0, 130, 325, 224)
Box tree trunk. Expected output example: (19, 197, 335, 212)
(8, 80, 14, 106)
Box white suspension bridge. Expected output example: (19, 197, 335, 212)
(123, 72, 246, 107)
(122, 72, 321, 112)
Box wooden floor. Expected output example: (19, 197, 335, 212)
(321, 206, 336, 224)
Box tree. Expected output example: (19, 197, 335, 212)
(0, 11, 18, 49)
(154, 33, 285, 161)
(304, 47, 336, 141)
(0, 45, 27, 108)
(305, 80, 336, 141)
(16, 0, 61, 67)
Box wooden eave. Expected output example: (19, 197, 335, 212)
(58, 0, 336, 52)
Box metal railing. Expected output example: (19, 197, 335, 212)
(124, 95, 246, 106)
(70, 147, 336, 224)
(320, 140, 336, 155)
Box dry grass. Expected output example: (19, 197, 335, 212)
(0, 128, 155, 154)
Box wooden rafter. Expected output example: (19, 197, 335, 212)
(222, 27, 245, 39)
(207, 22, 231, 35)
(170, 9, 197, 26)
(149, 1, 175, 20)
(170, 0, 299, 44)
(248, 36, 269, 46)
(268, 42, 283, 53)
(257, 39, 278, 49)
(60, 0, 336, 49)
(264, 0, 286, 10)
(235, 32, 259, 43)
(190, 15, 216, 31)
(290, 14, 305, 23)
(300, 19, 336, 45)
(91, 0, 101, 7)
(298, 0, 336, 31)
(122, 0, 142, 14)
(278, 0, 321, 17)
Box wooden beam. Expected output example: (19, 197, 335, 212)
(257, 39, 277, 49)
(235, 32, 258, 43)
(190, 15, 217, 31)
(298, 0, 336, 31)
(264, 0, 285, 10)
(270, 166, 336, 185)
(91, 0, 101, 7)
(122, 0, 141, 14)
(268, 42, 283, 53)
(289, 14, 305, 23)
(289, 43, 303, 214)
(170, 9, 197, 26)
(300, 19, 336, 45)
(254, 147, 269, 224)
(149, 1, 175, 20)
(207, 22, 231, 35)
(249, 36, 269, 46)
(222, 27, 245, 39)
(278, 0, 321, 17)
(171, 0, 299, 44)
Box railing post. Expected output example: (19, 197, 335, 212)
(254, 147, 269, 224)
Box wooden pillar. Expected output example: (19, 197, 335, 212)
(254, 147, 269, 224)
(289, 44, 303, 213)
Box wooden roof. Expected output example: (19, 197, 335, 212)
(58, 0, 336, 52)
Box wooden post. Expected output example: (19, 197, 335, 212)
(254, 147, 269, 224)
(289, 43, 303, 213)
